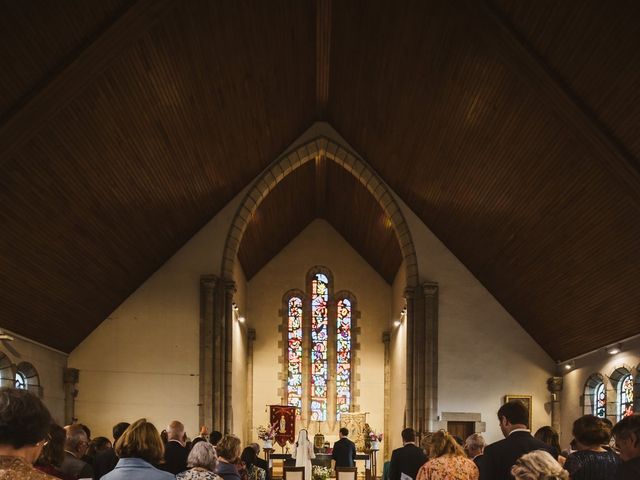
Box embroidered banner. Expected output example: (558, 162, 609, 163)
(340, 412, 368, 451)
(270, 405, 296, 447)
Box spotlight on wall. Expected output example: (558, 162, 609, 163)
(563, 360, 575, 372)
(606, 344, 621, 355)
(238, 316, 245, 323)
(0, 330, 14, 342)
(393, 320, 401, 327)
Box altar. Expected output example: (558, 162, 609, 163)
(265, 451, 376, 480)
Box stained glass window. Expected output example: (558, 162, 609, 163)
(310, 273, 329, 421)
(618, 374, 634, 419)
(336, 298, 352, 420)
(15, 371, 26, 390)
(287, 296, 303, 414)
(593, 382, 606, 418)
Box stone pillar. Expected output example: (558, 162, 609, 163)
(547, 376, 563, 434)
(199, 275, 218, 430)
(224, 280, 236, 434)
(404, 287, 415, 429)
(246, 328, 256, 443)
(422, 282, 439, 433)
(382, 331, 391, 461)
(63, 368, 79, 425)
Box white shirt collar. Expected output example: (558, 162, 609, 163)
(508, 428, 530, 436)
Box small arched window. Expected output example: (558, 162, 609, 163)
(593, 382, 606, 418)
(0, 353, 13, 389)
(618, 373, 634, 419)
(15, 362, 41, 397)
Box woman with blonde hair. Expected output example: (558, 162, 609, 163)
(511, 450, 569, 480)
(102, 418, 174, 480)
(215, 434, 242, 480)
(416, 430, 478, 480)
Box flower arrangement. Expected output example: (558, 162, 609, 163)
(369, 431, 384, 442)
(256, 422, 278, 441)
(312, 466, 332, 480)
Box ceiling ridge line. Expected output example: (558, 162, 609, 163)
(466, 0, 640, 210)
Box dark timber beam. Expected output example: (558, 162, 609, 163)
(0, 0, 175, 166)
(316, 0, 332, 117)
(468, 0, 640, 210)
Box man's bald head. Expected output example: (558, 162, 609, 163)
(167, 420, 185, 441)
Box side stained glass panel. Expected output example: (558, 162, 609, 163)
(311, 273, 329, 421)
(287, 296, 303, 414)
(619, 374, 634, 419)
(336, 298, 352, 420)
(593, 382, 606, 418)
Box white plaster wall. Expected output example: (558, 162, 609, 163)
(559, 338, 640, 447)
(247, 219, 391, 446)
(68, 186, 250, 439)
(0, 333, 67, 423)
(388, 264, 407, 458)
(232, 259, 248, 442)
(388, 192, 555, 445)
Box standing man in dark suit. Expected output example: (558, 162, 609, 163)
(162, 420, 189, 474)
(332, 428, 357, 468)
(389, 428, 427, 480)
(479, 401, 554, 480)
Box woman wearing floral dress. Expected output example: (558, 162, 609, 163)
(177, 442, 222, 480)
(416, 431, 479, 480)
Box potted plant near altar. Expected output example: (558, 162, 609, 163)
(257, 423, 277, 449)
(368, 431, 383, 451)
(312, 466, 332, 480)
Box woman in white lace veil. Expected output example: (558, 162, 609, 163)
(291, 429, 315, 480)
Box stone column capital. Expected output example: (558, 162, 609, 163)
(201, 275, 218, 291)
(547, 376, 563, 393)
(422, 282, 438, 297)
(403, 287, 415, 299)
(224, 280, 237, 295)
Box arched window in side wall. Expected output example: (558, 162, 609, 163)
(583, 373, 606, 418)
(618, 373, 634, 419)
(593, 382, 606, 418)
(15, 362, 41, 397)
(0, 353, 13, 388)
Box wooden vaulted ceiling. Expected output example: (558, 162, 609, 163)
(0, 0, 638, 359)
(238, 157, 402, 282)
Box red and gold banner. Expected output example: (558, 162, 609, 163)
(270, 405, 296, 447)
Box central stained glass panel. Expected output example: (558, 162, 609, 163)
(311, 273, 329, 421)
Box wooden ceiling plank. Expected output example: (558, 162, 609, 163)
(465, 0, 640, 210)
(0, 0, 176, 166)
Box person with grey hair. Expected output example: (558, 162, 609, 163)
(176, 441, 221, 479)
(510, 450, 568, 480)
(60, 424, 94, 479)
(464, 433, 485, 469)
(249, 443, 270, 480)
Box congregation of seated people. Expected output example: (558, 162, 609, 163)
(0, 387, 638, 480)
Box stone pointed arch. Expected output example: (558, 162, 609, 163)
(221, 136, 419, 287)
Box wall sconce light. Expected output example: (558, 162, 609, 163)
(605, 344, 621, 355)
(238, 316, 245, 323)
(563, 360, 575, 372)
(393, 319, 401, 327)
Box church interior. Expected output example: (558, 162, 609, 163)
(0, 0, 639, 473)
